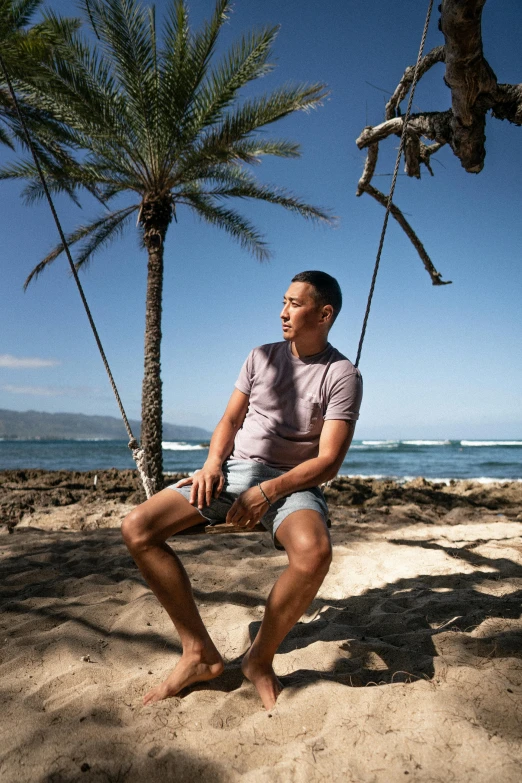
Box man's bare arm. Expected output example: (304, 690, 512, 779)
(225, 419, 356, 527)
(259, 419, 355, 503)
(206, 389, 250, 466)
(175, 389, 249, 509)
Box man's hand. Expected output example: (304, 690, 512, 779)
(175, 461, 224, 510)
(174, 388, 249, 511)
(226, 485, 269, 530)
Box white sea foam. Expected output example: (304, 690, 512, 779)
(162, 441, 207, 451)
(460, 440, 522, 447)
(361, 440, 399, 447)
(459, 476, 522, 484)
(402, 440, 451, 446)
(337, 473, 522, 484)
(401, 476, 522, 485)
(337, 473, 391, 480)
(72, 437, 112, 442)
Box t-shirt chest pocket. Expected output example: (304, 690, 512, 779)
(293, 397, 323, 433)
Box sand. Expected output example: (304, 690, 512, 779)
(1, 471, 522, 782)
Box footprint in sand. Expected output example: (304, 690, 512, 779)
(208, 687, 260, 730)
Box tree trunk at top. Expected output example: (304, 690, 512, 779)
(440, 0, 497, 173)
(140, 195, 173, 492)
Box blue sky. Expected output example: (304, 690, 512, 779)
(1, 0, 521, 438)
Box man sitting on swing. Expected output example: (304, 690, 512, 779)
(121, 270, 363, 710)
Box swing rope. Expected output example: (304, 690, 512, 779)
(0, 49, 155, 499)
(354, 0, 434, 368)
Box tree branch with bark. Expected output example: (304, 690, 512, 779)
(356, 0, 522, 284)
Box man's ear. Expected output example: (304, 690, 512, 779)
(321, 305, 334, 323)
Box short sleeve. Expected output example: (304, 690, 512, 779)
(324, 368, 363, 422)
(234, 349, 255, 396)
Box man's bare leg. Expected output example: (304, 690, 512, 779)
(241, 510, 332, 710)
(121, 489, 224, 705)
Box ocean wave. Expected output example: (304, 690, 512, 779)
(361, 440, 399, 448)
(337, 473, 391, 480)
(72, 437, 112, 442)
(460, 441, 522, 447)
(464, 476, 522, 484)
(337, 473, 522, 484)
(402, 440, 452, 446)
(162, 441, 207, 451)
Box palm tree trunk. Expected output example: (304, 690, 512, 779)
(140, 196, 173, 492)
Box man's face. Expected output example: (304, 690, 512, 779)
(280, 282, 325, 342)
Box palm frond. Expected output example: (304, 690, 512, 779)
(3, 0, 42, 32)
(161, 0, 190, 86)
(31, 33, 121, 132)
(180, 189, 270, 260)
(0, 151, 107, 206)
(24, 204, 138, 288)
(0, 119, 14, 148)
(0, 158, 83, 206)
(80, 0, 157, 164)
(229, 138, 301, 164)
(185, 180, 334, 225)
(31, 11, 81, 49)
(177, 162, 255, 188)
(160, 0, 230, 125)
(218, 82, 328, 138)
(73, 202, 139, 269)
(189, 25, 278, 131)
(188, 0, 230, 83)
(161, 20, 277, 170)
(30, 31, 153, 183)
(179, 82, 327, 175)
(177, 138, 301, 179)
(0, 7, 80, 83)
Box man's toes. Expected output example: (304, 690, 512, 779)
(143, 690, 156, 706)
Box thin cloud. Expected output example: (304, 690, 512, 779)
(1, 384, 66, 396)
(0, 354, 60, 369)
(0, 384, 108, 398)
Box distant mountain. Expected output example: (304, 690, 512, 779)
(0, 409, 212, 441)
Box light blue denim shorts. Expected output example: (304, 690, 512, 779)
(167, 458, 329, 550)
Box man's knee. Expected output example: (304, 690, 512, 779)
(288, 532, 332, 578)
(121, 508, 151, 551)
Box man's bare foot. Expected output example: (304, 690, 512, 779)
(143, 651, 224, 705)
(241, 647, 283, 711)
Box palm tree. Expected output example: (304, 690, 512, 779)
(4, 0, 332, 490)
(0, 0, 79, 158)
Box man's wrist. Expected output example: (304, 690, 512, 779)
(257, 482, 272, 507)
(259, 479, 278, 505)
(205, 455, 223, 469)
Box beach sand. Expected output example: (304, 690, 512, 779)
(1, 471, 522, 782)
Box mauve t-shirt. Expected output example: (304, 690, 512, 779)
(230, 341, 363, 470)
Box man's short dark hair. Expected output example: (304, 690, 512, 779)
(292, 270, 342, 322)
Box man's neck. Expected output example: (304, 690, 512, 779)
(290, 337, 328, 359)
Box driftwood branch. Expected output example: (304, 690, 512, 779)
(356, 143, 378, 196)
(491, 83, 522, 125)
(385, 46, 445, 120)
(418, 141, 445, 176)
(357, 111, 453, 151)
(356, 0, 522, 283)
(360, 184, 451, 286)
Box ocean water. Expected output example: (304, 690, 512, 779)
(0, 439, 521, 482)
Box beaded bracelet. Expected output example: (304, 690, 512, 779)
(257, 482, 273, 507)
